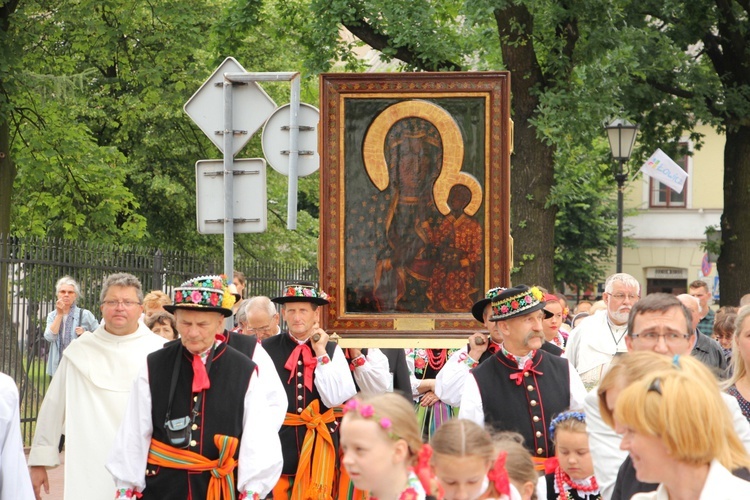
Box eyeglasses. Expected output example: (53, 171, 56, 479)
(630, 332, 691, 345)
(609, 293, 639, 301)
(102, 300, 142, 308)
(246, 325, 274, 334)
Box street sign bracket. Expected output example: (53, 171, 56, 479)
(214, 130, 248, 136)
(280, 125, 315, 131)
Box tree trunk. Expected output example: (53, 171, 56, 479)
(494, 6, 557, 287)
(718, 125, 750, 306)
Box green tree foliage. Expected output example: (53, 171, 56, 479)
(5, 0, 319, 266)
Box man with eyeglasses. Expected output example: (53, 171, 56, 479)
(244, 295, 281, 341)
(565, 273, 641, 390)
(583, 293, 750, 499)
(28, 273, 164, 500)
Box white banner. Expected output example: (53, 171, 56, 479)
(639, 148, 689, 194)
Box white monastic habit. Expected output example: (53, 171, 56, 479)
(28, 324, 164, 499)
(0, 373, 34, 499)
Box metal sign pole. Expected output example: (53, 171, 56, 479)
(287, 75, 301, 230)
(223, 78, 235, 329)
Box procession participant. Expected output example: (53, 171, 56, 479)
(542, 294, 567, 350)
(406, 345, 461, 439)
(565, 273, 640, 390)
(437, 287, 561, 408)
(459, 284, 587, 466)
(381, 348, 414, 400)
(142, 290, 172, 320)
(106, 274, 282, 499)
(430, 418, 520, 500)
(340, 393, 435, 500)
(676, 293, 727, 376)
(263, 282, 357, 499)
(29, 273, 164, 500)
(0, 372, 34, 499)
(145, 310, 177, 341)
(244, 296, 281, 341)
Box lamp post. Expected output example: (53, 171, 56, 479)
(605, 119, 638, 273)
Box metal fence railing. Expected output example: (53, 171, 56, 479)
(0, 235, 318, 444)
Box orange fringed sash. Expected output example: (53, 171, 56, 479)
(282, 400, 338, 500)
(148, 434, 239, 500)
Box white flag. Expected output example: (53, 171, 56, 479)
(639, 148, 689, 194)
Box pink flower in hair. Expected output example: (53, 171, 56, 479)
(343, 399, 358, 413)
(379, 417, 392, 430)
(359, 404, 374, 418)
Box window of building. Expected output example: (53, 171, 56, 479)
(649, 143, 688, 208)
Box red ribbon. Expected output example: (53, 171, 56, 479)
(508, 358, 543, 385)
(487, 451, 511, 497)
(284, 343, 316, 391)
(191, 354, 211, 393)
(488, 342, 499, 354)
(544, 456, 559, 475)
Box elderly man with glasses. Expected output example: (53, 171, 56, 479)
(565, 273, 641, 390)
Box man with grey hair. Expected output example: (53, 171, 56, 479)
(677, 293, 727, 375)
(244, 296, 280, 341)
(564, 273, 641, 389)
(43, 276, 99, 376)
(28, 273, 164, 500)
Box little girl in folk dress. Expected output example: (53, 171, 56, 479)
(340, 393, 435, 500)
(430, 419, 520, 500)
(541, 411, 601, 500)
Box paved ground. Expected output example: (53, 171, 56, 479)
(25, 450, 64, 500)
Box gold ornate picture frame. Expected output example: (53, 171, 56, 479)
(319, 72, 511, 345)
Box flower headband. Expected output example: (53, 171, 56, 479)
(343, 399, 398, 440)
(549, 410, 586, 442)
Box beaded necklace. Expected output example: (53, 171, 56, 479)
(554, 466, 600, 500)
(427, 349, 448, 370)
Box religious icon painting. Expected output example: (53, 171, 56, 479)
(319, 72, 511, 341)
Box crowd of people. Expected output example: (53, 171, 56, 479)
(4, 271, 750, 499)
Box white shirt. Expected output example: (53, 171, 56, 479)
(0, 373, 34, 500)
(458, 355, 588, 426)
(28, 324, 164, 499)
(106, 348, 283, 497)
(435, 343, 498, 406)
(288, 338, 357, 408)
(585, 388, 750, 500)
(631, 459, 750, 499)
(352, 348, 391, 397)
(564, 311, 628, 390)
(251, 343, 288, 430)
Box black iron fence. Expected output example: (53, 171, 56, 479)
(0, 235, 318, 444)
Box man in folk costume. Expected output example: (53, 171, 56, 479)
(28, 273, 165, 500)
(263, 282, 357, 499)
(107, 275, 282, 499)
(459, 285, 587, 468)
(436, 286, 562, 407)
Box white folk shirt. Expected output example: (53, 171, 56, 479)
(435, 342, 502, 407)
(106, 352, 283, 497)
(458, 355, 588, 426)
(0, 373, 34, 499)
(585, 387, 750, 500)
(251, 342, 288, 430)
(564, 310, 628, 390)
(28, 324, 164, 499)
(352, 348, 391, 397)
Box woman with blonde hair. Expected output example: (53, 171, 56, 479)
(142, 290, 172, 319)
(613, 354, 750, 499)
(724, 305, 750, 421)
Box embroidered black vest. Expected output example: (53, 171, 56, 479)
(144, 342, 256, 499)
(261, 332, 338, 475)
(226, 330, 258, 360)
(472, 350, 570, 458)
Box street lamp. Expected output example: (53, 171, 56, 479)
(605, 118, 639, 273)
